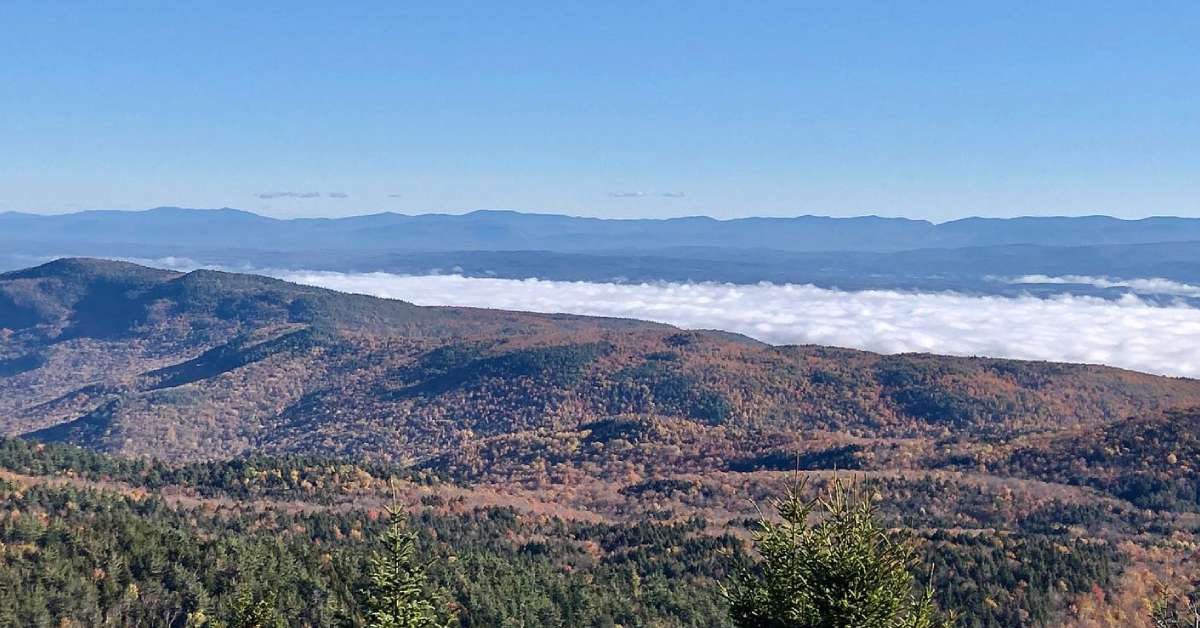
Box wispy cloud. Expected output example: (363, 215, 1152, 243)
(256, 191, 321, 200)
(276, 272, 1200, 378)
(609, 191, 686, 198)
(255, 191, 351, 200)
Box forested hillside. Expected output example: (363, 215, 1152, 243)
(4, 259, 1199, 463)
(0, 437, 1180, 627)
(2, 259, 1199, 626)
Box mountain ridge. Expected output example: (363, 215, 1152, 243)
(3, 258, 1199, 466)
(5, 257, 1200, 626)
(6, 207, 1200, 253)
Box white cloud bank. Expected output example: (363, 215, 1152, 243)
(1001, 274, 1200, 297)
(276, 272, 1200, 379)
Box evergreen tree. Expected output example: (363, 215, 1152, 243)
(725, 479, 949, 628)
(361, 509, 457, 628)
(224, 587, 286, 628)
(1152, 579, 1200, 628)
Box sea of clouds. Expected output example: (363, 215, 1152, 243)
(275, 271, 1200, 379)
(1002, 274, 1200, 297)
(15, 253, 1196, 379)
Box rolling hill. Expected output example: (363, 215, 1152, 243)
(3, 258, 1200, 626)
(3, 258, 1199, 465)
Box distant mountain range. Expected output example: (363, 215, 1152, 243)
(5, 208, 1200, 296)
(5, 206, 1200, 252)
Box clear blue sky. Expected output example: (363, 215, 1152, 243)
(2, 2, 1197, 220)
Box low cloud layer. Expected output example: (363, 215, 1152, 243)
(1004, 274, 1200, 297)
(275, 272, 1200, 378)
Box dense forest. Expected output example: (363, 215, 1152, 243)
(0, 438, 1174, 627)
(2, 259, 1199, 626)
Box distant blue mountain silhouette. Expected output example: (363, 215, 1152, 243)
(5, 207, 1200, 252)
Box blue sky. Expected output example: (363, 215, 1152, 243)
(2, 2, 1197, 220)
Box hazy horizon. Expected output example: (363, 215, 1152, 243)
(7, 204, 1200, 224)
